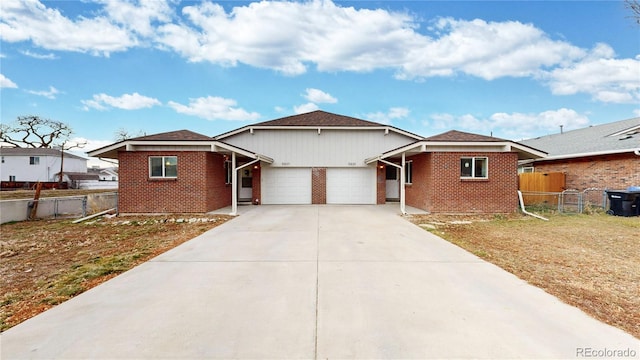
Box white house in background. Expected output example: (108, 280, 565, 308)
(0, 147, 88, 182)
(88, 167, 119, 181)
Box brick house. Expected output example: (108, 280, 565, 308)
(89, 111, 545, 215)
(520, 117, 640, 191)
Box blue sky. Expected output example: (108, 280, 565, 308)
(1, 0, 639, 164)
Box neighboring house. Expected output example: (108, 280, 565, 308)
(519, 117, 640, 191)
(89, 110, 544, 215)
(0, 147, 88, 183)
(88, 167, 119, 181)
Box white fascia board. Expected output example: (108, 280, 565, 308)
(215, 125, 424, 141)
(87, 142, 128, 158)
(425, 141, 547, 159)
(533, 148, 639, 162)
(368, 141, 427, 163)
(212, 141, 274, 163)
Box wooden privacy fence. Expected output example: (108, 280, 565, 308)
(519, 172, 565, 206)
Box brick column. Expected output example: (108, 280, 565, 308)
(376, 162, 386, 204)
(252, 165, 261, 204)
(312, 167, 326, 204)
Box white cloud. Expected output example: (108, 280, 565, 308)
(26, 86, 59, 99)
(303, 88, 337, 104)
(633, 109, 640, 117)
(20, 50, 58, 59)
(96, 0, 175, 37)
(427, 108, 590, 140)
(168, 96, 260, 121)
(365, 107, 410, 124)
(155, 0, 419, 75)
(545, 44, 640, 104)
(1, 0, 636, 106)
(0, 0, 137, 55)
(82, 92, 161, 110)
(399, 18, 584, 80)
(0, 73, 18, 88)
(293, 102, 320, 114)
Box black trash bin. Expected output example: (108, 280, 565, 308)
(606, 190, 640, 217)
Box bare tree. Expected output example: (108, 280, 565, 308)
(627, 0, 640, 25)
(114, 128, 146, 141)
(0, 115, 73, 148)
(1, 115, 87, 184)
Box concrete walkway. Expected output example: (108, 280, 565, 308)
(1, 205, 637, 359)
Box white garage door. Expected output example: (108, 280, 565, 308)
(261, 167, 311, 204)
(327, 167, 376, 204)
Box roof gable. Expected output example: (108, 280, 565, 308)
(252, 110, 382, 127)
(425, 130, 506, 142)
(131, 130, 212, 141)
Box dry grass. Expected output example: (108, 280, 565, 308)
(0, 214, 233, 331)
(410, 213, 640, 339)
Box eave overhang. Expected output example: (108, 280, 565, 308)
(87, 140, 273, 164)
(215, 125, 424, 142)
(365, 140, 547, 164)
(520, 147, 639, 165)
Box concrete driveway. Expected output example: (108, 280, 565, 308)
(1, 205, 637, 359)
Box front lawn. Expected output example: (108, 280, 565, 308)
(410, 213, 640, 339)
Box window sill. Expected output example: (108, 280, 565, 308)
(148, 177, 178, 182)
(460, 177, 489, 182)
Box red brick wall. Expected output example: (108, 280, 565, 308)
(405, 154, 432, 210)
(406, 152, 519, 213)
(312, 167, 327, 204)
(205, 153, 232, 211)
(376, 163, 386, 204)
(118, 151, 230, 213)
(533, 153, 640, 190)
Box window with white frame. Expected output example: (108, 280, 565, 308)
(460, 157, 488, 179)
(149, 156, 177, 178)
(29, 156, 40, 165)
(405, 161, 413, 184)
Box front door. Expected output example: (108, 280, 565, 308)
(239, 169, 252, 201)
(385, 166, 400, 200)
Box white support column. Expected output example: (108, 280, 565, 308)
(230, 152, 238, 216)
(400, 152, 406, 215)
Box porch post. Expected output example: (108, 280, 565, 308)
(400, 152, 406, 215)
(230, 152, 237, 216)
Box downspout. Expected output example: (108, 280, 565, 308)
(231, 152, 237, 216)
(400, 153, 406, 215)
(378, 158, 405, 215)
(517, 190, 549, 221)
(230, 157, 261, 216)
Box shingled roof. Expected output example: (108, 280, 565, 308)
(252, 110, 382, 127)
(425, 130, 507, 142)
(519, 117, 640, 157)
(130, 130, 212, 141)
(0, 147, 87, 160)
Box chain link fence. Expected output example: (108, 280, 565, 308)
(28, 192, 118, 220)
(520, 189, 607, 214)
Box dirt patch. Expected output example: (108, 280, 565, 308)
(409, 213, 640, 339)
(0, 214, 233, 331)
